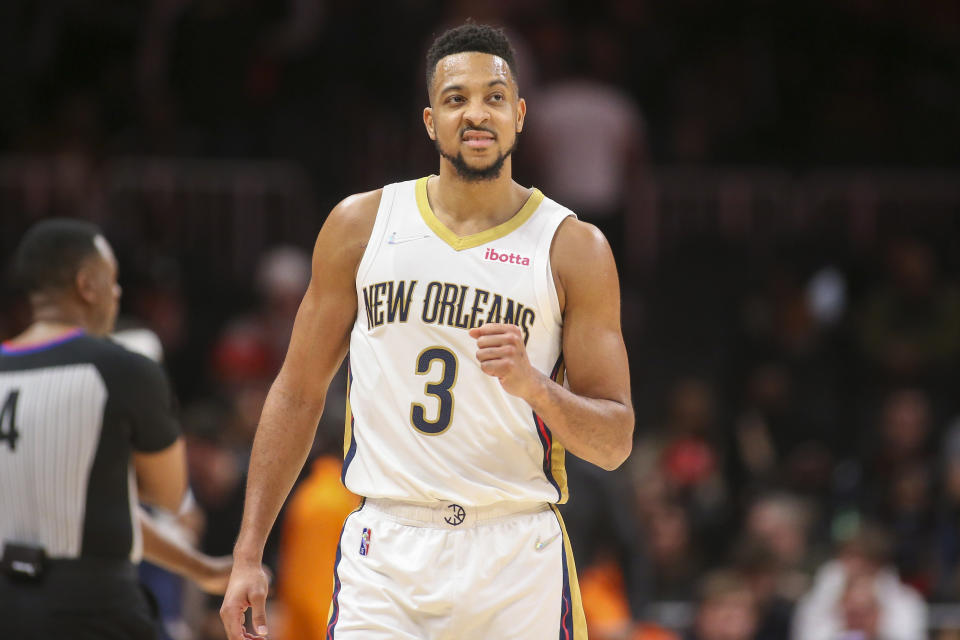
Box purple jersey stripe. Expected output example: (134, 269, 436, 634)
(1, 328, 85, 355)
(558, 517, 574, 639)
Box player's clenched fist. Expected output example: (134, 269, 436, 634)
(469, 322, 545, 399)
(220, 562, 271, 640)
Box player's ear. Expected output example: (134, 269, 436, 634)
(516, 98, 526, 134)
(423, 107, 436, 141)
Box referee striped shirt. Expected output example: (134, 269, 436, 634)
(0, 331, 179, 562)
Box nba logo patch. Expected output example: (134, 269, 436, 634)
(359, 528, 372, 556)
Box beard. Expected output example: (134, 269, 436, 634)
(434, 131, 519, 182)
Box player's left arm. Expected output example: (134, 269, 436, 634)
(470, 219, 633, 470)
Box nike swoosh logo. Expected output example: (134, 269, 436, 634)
(534, 532, 561, 551)
(387, 232, 430, 245)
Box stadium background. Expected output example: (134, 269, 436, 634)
(2, 1, 959, 638)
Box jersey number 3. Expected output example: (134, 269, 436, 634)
(0, 389, 21, 451)
(410, 347, 458, 435)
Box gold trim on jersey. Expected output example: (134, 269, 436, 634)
(343, 367, 353, 458)
(415, 176, 545, 251)
(551, 363, 569, 504)
(550, 504, 589, 638)
(551, 440, 569, 504)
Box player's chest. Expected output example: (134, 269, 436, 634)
(359, 237, 540, 339)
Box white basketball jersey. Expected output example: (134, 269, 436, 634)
(343, 176, 576, 506)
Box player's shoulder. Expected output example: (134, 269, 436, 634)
(310, 188, 384, 276)
(547, 213, 618, 312)
(550, 216, 612, 267)
(326, 188, 382, 235)
(550, 217, 619, 317)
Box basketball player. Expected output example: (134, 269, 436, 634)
(0, 219, 235, 638)
(220, 23, 633, 639)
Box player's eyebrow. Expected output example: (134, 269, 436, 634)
(439, 79, 510, 94)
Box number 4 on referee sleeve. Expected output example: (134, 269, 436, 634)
(0, 389, 20, 452)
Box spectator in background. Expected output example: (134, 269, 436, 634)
(658, 378, 728, 532)
(733, 363, 794, 490)
(658, 379, 723, 493)
(645, 502, 702, 602)
(933, 420, 960, 601)
(632, 377, 729, 563)
(733, 542, 797, 640)
(578, 553, 636, 640)
(685, 570, 759, 640)
(744, 493, 816, 582)
(838, 572, 885, 640)
(858, 388, 936, 594)
(881, 462, 935, 596)
(208, 245, 313, 455)
(858, 237, 960, 383)
(525, 24, 645, 260)
(179, 401, 251, 559)
(632, 623, 681, 640)
(863, 389, 933, 503)
(792, 523, 927, 640)
(734, 493, 816, 640)
(733, 362, 838, 500)
(627, 381, 719, 604)
(733, 261, 847, 489)
(212, 245, 312, 387)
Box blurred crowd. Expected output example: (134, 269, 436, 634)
(1, 0, 958, 174)
(2, 0, 960, 639)
(563, 229, 960, 640)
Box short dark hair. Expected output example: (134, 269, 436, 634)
(13, 218, 102, 293)
(425, 23, 518, 94)
(697, 569, 753, 604)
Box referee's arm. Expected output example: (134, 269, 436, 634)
(119, 349, 188, 512)
(134, 439, 188, 512)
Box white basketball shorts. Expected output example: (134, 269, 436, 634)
(324, 498, 587, 639)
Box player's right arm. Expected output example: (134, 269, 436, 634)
(220, 190, 380, 640)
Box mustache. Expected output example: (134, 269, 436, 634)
(460, 126, 497, 139)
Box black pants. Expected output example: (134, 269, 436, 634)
(1, 558, 160, 640)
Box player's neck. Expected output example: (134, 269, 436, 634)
(430, 164, 530, 231)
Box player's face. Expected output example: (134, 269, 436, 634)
(424, 52, 526, 181)
(85, 235, 122, 336)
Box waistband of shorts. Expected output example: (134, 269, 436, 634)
(362, 498, 551, 529)
(45, 557, 138, 580)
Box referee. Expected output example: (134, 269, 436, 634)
(0, 219, 188, 638)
